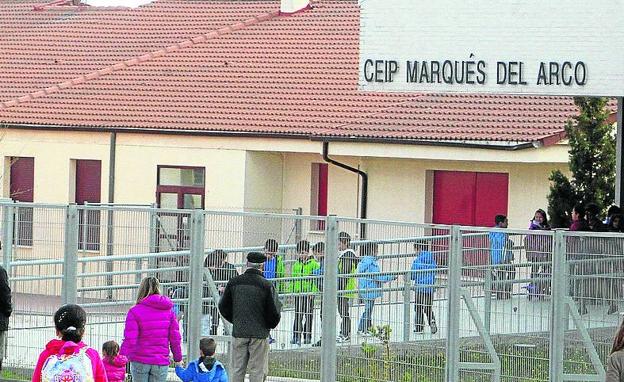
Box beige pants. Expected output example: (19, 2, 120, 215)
(230, 337, 269, 382)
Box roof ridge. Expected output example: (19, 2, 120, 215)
(0, 7, 281, 111)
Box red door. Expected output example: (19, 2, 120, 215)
(432, 170, 508, 227)
(432, 170, 509, 268)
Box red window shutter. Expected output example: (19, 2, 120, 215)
(317, 163, 328, 216)
(10, 157, 34, 202)
(76, 160, 101, 204)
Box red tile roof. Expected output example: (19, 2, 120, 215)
(0, 0, 586, 146)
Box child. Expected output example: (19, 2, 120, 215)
(32, 304, 107, 382)
(291, 240, 320, 345)
(489, 215, 515, 300)
(311, 242, 325, 347)
(204, 249, 239, 336)
(175, 338, 228, 382)
(101, 340, 128, 382)
(356, 242, 396, 335)
(263, 238, 285, 290)
(337, 232, 359, 342)
(263, 238, 284, 344)
(607, 318, 624, 382)
(412, 241, 438, 334)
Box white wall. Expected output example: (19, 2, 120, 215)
(359, 0, 624, 96)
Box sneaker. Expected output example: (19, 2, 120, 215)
(430, 321, 438, 335)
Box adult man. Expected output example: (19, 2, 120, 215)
(218, 252, 281, 382)
(0, 240, 11, 371)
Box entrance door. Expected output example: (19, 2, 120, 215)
(154, 166, 205, 284)
(432, 170, 508, 227)
(432, 170, 509, 268)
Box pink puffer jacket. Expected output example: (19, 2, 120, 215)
(103, 355, 128, 382)
(120, 294, 182, 366)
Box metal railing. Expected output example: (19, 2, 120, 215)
(0, 201, 622, 381)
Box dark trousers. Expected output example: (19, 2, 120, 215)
(337, 296, 351, 338)
(293, 295, 315, 342)
(209, 304, 220, 335)
(492, 264, 515, 299)
(414, 291, 435, 331)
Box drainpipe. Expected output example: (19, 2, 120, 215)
(106, 132, 116, 299)
(322, 142, 367, 239)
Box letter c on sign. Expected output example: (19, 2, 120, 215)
(364, 59, 374, 82)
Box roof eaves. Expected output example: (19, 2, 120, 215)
(0, 7, 281, 110)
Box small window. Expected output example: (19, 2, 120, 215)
(158, 167, 205, 187)
(10, 157, 34, 246)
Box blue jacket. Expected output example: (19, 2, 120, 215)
(175, 359, 228, 382)
(357, 256, 394, 300)
(489, 231, 512, 265)
(411, 251, 437, 293)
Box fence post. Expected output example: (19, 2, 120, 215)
(445, 226, 462, 382)
(1, 202, 14, 272)
(402, 273, 411, 342)
(187, 209, 205, 360)
(483, 252, 492, 333)
(321, 215, 338, 382)
(549, 230, 566, 382)
(62, 205, 79, 305)
(294, 207, 302, 243)
(147, 203, 158, 278)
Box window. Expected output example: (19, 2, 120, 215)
(75, 160, 101, 251)
(10, 157, 34, 246)
(310, 163, 328, 229)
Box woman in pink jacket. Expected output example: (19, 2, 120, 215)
(120, 276, 183, 382)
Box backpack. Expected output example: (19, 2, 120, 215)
(41, 347, 94, 382)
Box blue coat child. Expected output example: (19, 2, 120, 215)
(175, 359, 228, 382)
(356, 243, 396, 334)
(411, 243, 438, 333)
(176, 338, 228, 382)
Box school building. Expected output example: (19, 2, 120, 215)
(0, 0, 585, 236)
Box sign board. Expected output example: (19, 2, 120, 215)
(359, 0, 624, 96)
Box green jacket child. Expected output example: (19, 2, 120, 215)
(290, 257, 321, 293)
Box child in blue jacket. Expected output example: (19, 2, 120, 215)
(357, 242, 396, 334)
(175, 338, 228, 382)
(411, 240, 438, 334)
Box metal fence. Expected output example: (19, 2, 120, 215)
(0, 201, 622, 382)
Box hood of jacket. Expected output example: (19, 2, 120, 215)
(359, 255, 377, 270)
(139, 294, 174, 310)
(194, 359, 225, 378)
(415, 251, 435, 266)
(45, 339, 86, 355)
